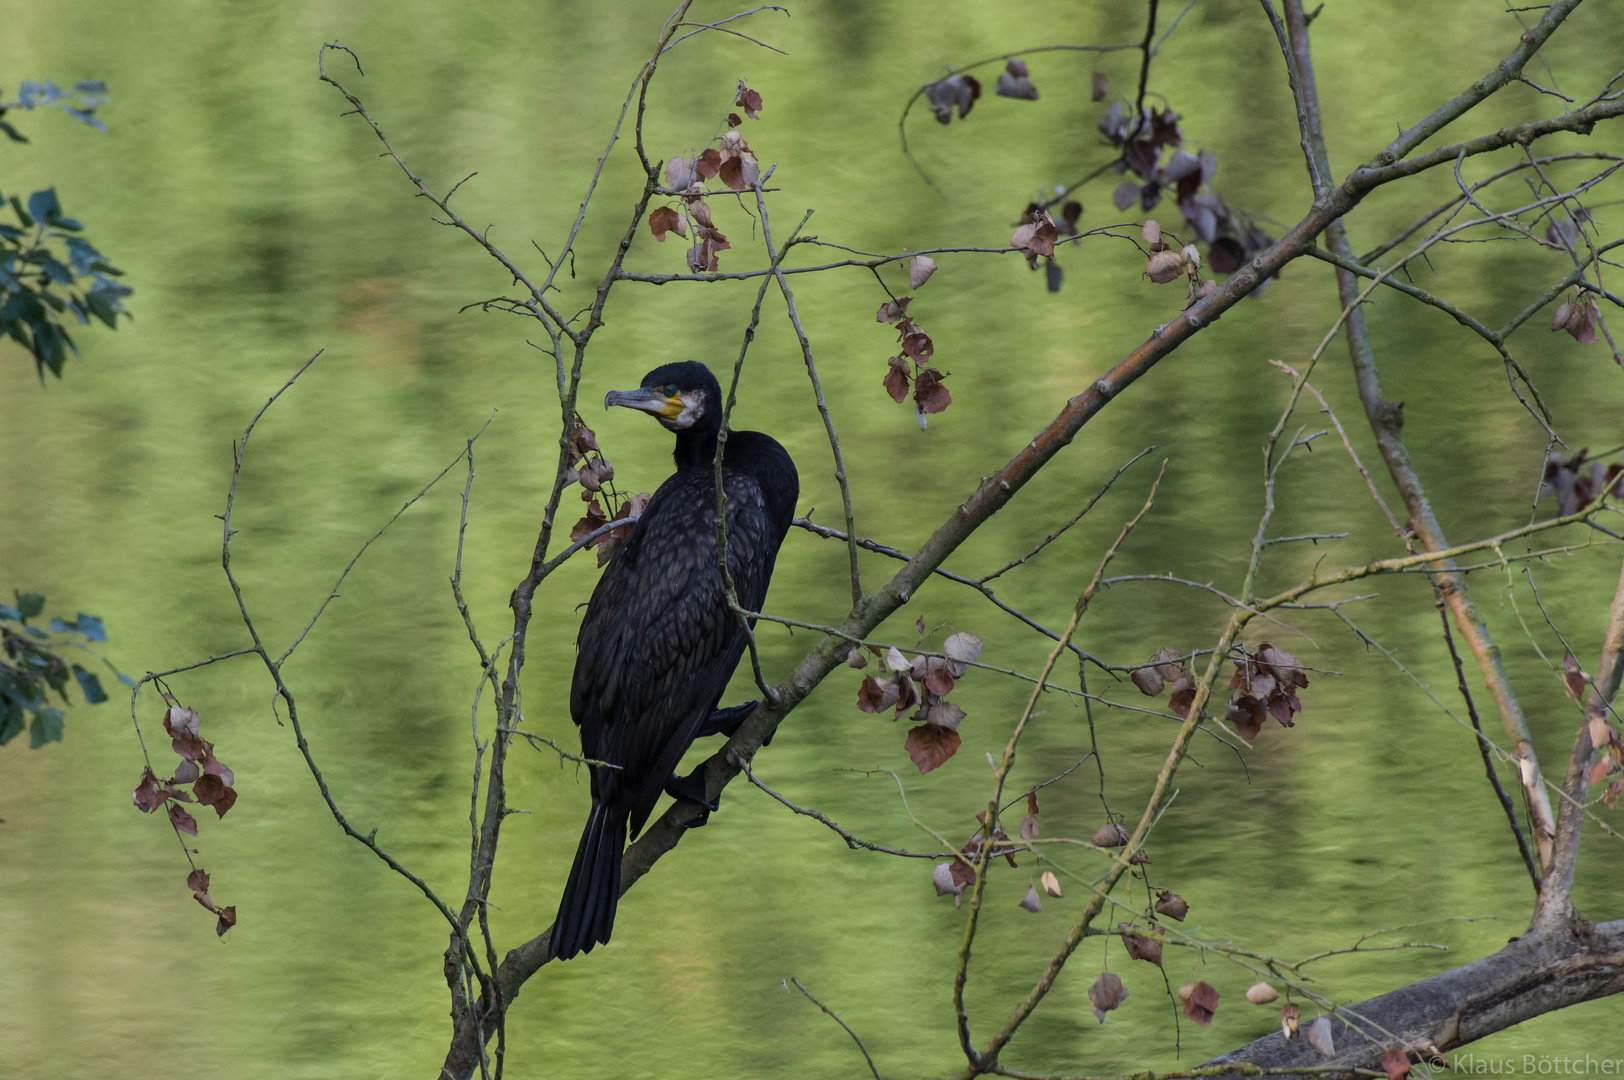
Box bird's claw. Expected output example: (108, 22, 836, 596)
(698, 699, 767, 742)
(665, 765, 719, 828)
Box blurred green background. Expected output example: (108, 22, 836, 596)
(2, 1, 1622, 1077)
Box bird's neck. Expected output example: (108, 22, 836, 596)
(671, 422, 723, 470)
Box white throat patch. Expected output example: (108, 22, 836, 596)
(662, 390, 705, 430)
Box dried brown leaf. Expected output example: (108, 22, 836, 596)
(1182, 981, 1218, 1027)
(883, 356, 911, 403)
(1383, 1049, 1412, 1080)
(648, 205, 686, 242)
(1131, 666, 1164, 696)
(1562, 654, 1591, 698)
(900, 322, 934, 363)
(1119, 922, 1163, 965)
(856, 675, 898, 714)
(663, 156, 695, 191)
(1091, 70, 1109, 102)
(924, 659, 956, 697)
(132, 766, 165, 813)
(1088, 971, 1128, 1022)
(1208, 236, 1246, 274)
(1306, 1016, 1335, 1055)
(734, 83, 763, 120)
(905, 723, 961, 773)
(718, 150, 761, 192)
(909, 254, 938, 290)
(1041, 870, 1062, 897)
(913, 368, 951, 416)
(194, 773, 238, 819)
(1281, 1003, 1301, 1039)
(1147, 249, 1186, 283)
(942, 632, 982, 675)
(1247, 982, 1279, 1004)
(1091, 821, 1129, 847)
(932, 861, 964, 900)
(1154, 889, 1188, 921)
(920, 700, 966, 731)
(1019, 884, 1043, 912)
(875, 297, 912, 324)
(995, 70, 1040, 100)
(167, 802, 199, 837)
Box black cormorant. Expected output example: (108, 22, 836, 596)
(552, 360, 798, 960)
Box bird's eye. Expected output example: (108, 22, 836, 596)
(664, 384, 678, 396)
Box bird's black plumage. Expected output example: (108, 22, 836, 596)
(552, 361, 797, 960)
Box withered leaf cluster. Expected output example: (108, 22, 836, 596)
(994, 59, 1039, 101)
(1138, 219, 1212, 311)
(651, 83, 767, 273)
(1541, 448, 1622, 516)
(566, 419, 650, 568)
(857, 632, 983, 774)
(875, 282, 952, 428)
(1100, 102, 1273, 280)
(1550, 292, 1600, 343)
(131, 702, 239, 935)
(1011, 207, 1060, 269)
(932, 800, 1020, 908)
(132, 705, 239, 826)
(1130, 646, 1198, 716)
(187, 868, 236, 938)
(1584, 709, 1624, 809)
(924, 73, 981, 124)
(1225, 643, 1309, 740)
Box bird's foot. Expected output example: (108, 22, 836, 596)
(665, 766, 720, 828)
(697, 700, 773, 745)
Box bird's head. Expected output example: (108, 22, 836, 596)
(604, 361, 721, 433)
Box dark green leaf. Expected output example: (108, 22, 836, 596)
(49, 616, 73, 632)
(37, 255, 73, 285)
(10, 195, 33, 228)
(0, 603, 20, 621)
(75, 613, 106, 641)
(29, 707, 64, 748)
(15, 592, 45, 619)
(72, 665, 107, 704)
(0, 120, 26, 143)
(41, 657, 68, 694)
(27, 189, 60, 226)
(61, 108, 106, 134)
(116, 671, 136, 688)
(0, 701, 24, 745)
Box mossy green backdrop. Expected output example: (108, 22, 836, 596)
(2, 1, 1622, 1076)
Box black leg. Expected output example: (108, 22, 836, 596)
(696, 699, 765, 740)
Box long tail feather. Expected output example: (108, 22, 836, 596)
(552, 803, 626, 960)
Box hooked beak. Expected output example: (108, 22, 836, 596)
(605, 386, 683, 420)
